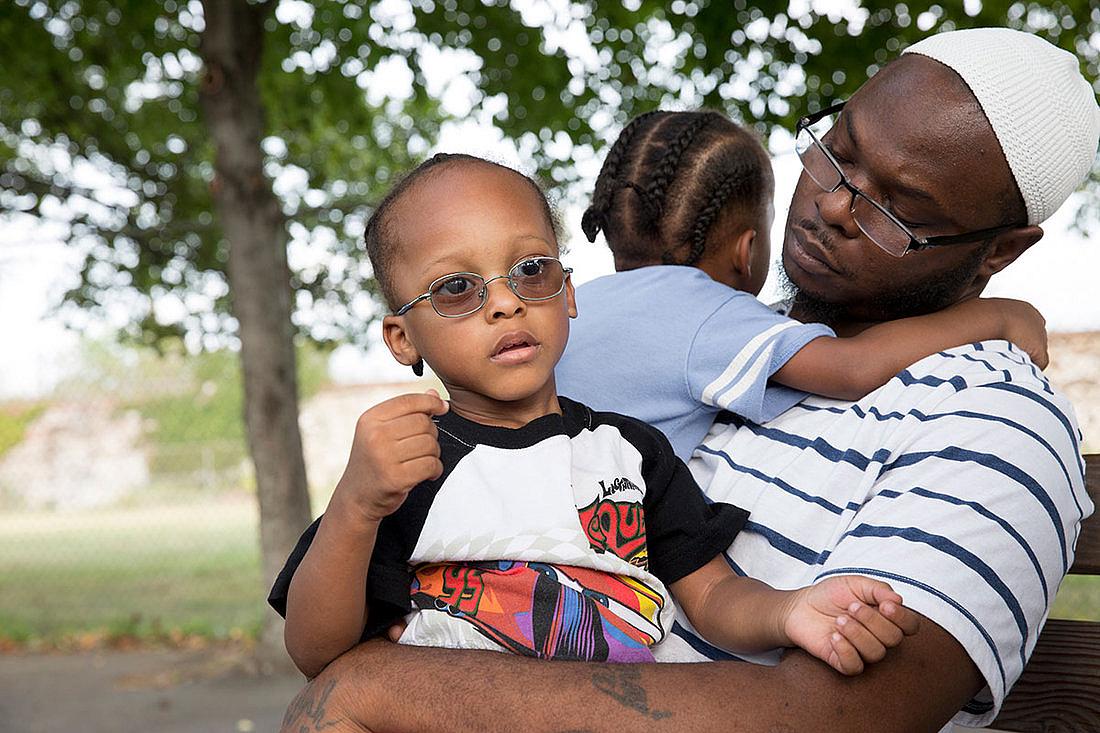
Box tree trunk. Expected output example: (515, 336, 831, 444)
(198, 0, 312, 668)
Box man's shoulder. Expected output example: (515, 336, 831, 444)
(750, 339, 1076, 448)
(853, 339, 1080, 446)
(894, 339, 1057, 398)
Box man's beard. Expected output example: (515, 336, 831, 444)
(778, 244, 989, 326)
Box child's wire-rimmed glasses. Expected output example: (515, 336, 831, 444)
(394, 256, 573, 318)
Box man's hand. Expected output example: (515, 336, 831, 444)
(385, 619, 407, 642)
(780, 576, 921, 675)
(335, 390, 448, 524)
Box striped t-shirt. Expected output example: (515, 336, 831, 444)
(684, 340, 1091, 729)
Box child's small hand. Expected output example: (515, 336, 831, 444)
(958, 297, 1049, 368)
(996, 298, 1048, 368)
(334, 390, 449, 525)
(781, 576, 920, 676)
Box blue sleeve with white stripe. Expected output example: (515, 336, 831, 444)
(686, 291, 833, 423)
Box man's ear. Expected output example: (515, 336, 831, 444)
(977, 225, 1044, 278)
(382, 314, 421, 368)
(564, 275, 578, 319)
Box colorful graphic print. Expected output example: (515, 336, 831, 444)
(577, 496, 648, 568)
(411, 561, 665, 662)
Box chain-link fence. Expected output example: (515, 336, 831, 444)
(0, 340, 426, 644)
(0, 347, 258, 642)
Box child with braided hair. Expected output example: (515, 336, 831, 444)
(556, 110, 1050, 459)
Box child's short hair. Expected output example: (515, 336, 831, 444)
(581, 111, 774, 271)
(365, 153, 562, 309)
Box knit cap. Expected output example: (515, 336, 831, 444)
(903, 27, 1100, 225)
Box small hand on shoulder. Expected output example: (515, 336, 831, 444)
(952, 297, 1049, 369)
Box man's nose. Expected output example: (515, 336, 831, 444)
(815, 182, 861, 239)
(484, 277, 525, 320)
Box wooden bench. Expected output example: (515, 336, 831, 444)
(990, 453, 1099, 732)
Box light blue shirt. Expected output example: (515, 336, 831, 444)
(556, 266, 833, 460)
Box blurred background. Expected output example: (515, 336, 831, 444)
(1, 1, 1097, 731)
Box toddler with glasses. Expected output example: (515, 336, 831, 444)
(557, 110, 1048, 460)
(269, 153, 923, 679)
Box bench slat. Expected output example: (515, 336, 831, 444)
(992, 619, 1100, 732)
(1072, 454, 1100, 574)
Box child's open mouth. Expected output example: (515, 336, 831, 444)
(490, 331, 541, 364)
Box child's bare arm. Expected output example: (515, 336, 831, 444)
(284, 504, 380, 679)
(670, 556, 920, 674)
(772, 297, 1047, 401)
(284, 391, 447, 678)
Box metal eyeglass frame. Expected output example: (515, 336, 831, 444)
(796, 101, 1021, 256)
(394, 255, 573, 318)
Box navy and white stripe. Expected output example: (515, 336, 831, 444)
(687, 340, 1090, 729)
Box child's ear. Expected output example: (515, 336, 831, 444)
(382, 314, 421, 368)
(730, 228, 757, 280)
(565, 275, 578, 318)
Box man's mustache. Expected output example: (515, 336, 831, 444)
(794, 217, 857, 279)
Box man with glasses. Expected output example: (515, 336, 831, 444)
(280, 28, 1096, 733)
(795, 102, 1023, 259)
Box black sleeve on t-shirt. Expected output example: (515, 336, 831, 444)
(266, 433, 474, 642)
(593, 409, 749, 586)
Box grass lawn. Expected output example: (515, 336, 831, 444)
(1, 497, 1097, 643)
(0, 498, 266, 642)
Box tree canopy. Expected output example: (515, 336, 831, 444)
(2, 0, 1097, 349)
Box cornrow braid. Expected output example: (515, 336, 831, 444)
(586, 108, 773, 272)
(581, 109, 663, 243)
(641, 114, 715, 223)
(617, 180, 663, 226)
(677, 164, 754, 266)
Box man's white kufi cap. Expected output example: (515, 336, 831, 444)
(903, 27, 1099, 225)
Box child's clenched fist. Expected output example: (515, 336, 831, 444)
(334, 390, 449, 524)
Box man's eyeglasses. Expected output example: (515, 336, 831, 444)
(395, 256, 573, 318)
(795, 101, 1020, 257)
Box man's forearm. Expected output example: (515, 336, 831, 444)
(281, 617, 984, 733)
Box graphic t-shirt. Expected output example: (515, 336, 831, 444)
(269, 397, 747, 663)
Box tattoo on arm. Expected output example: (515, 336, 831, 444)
(281, 678, 340, 732)
(591, 665, 672, 721)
